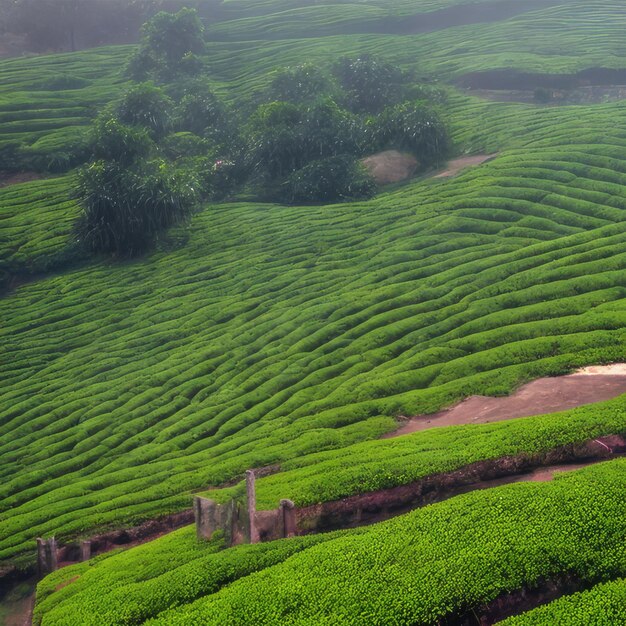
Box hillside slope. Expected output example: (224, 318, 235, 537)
(1, 0, 626, 593)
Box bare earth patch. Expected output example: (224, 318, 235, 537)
(0, 172, 42, 189)
(433, 153, 496, 178)
(360, 150, 418, 185)
(387, 364, 626, 437)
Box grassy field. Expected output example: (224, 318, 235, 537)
(32, 460, 626, 624)
(1, 0, 626, 622)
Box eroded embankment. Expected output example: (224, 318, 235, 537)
(294, 435, 625, 534)
(388, 365, 626, 437)
(444, 573, 591, 625)
(0, 511, 193, 591)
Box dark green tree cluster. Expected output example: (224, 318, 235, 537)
(75, 111, 199, 257)
(244, 54, 448, 202)
(127, 7, 206, 82)
(75, 9, 449, 256)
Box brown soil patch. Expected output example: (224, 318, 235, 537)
(0, 172, 42, 189)
(433, 153, 496, 178)
(387, 365, 626, 438)
(360, 150, 418, 185)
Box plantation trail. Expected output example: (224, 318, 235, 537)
(2, 591, 35, 626)
(386, 364, 626, 437)
(432, 153, 496, 178)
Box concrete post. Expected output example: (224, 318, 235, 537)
(47, 537, 58, 572)
(80, 540, 91, 562)
(36, 538, 48, 578)
(280, 499, 296, 538)
(246, 470, 259, 544)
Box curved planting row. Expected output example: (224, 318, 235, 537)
(2, 129, 626, 564)
(33, 459, 626, 625)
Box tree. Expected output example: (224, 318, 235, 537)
(374, 102, 448, 164)
(75, 159, 198, 256)
(128, 8, 206, 82)
(173, 81, 230, 142)
(75, 115, 198, 256)
(116, 82, 173, 138)
(332, 54, 410, 114)
(247, 98, 363, 179)
(266, 63, 335, 105)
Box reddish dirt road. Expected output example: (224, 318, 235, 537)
(387, 365, 626, 437)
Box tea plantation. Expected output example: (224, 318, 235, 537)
(1, 0, 626, 623)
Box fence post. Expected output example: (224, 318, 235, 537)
(246, 470, 259, 544)
(36, 538, 48, 578)
(280, 499, 296, 538)
(80, 540, 92, 562)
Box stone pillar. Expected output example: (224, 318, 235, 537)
(194, 496, 238, 545)
(37, 537, 58, 577)
(246, 470, 259, 544)
(80, 540, 91, 562)
(36, 538, 48, 578)
(47, 537, 58, 572)
(280, 499, 296, 538)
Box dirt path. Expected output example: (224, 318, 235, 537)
(433, 153, 496, 178)
(0, 173, 42, 189)
(387, 364, 626, 437)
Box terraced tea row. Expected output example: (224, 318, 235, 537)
(0, 48, 130, 171)
(32, 460, 626, 625)
(2, 0, 626, 175)
(2, 130, 626, 563)
(0, 175, 77, 286)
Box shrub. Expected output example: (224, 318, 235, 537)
(74, 158, 198, 256)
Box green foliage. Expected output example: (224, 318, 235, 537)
(35, 461, 625, 625)
(373, 101, 448, 162)
(207, 396, 626, 510)
(332, 54, 411, 114)
(266, 63, 336, 105)
(89, 115, 154, 165)
(33, 527, 344, 626)
(128, 8, 206, 82)
(172, 81, 231, 144)
(247, 98, 362, 179)
(74, 157, 198, 256)
(283, 155, 376, 203)
(116, 82, 173, 138)
(498, 579, 626, 626)
(3, 125, 626, 561)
